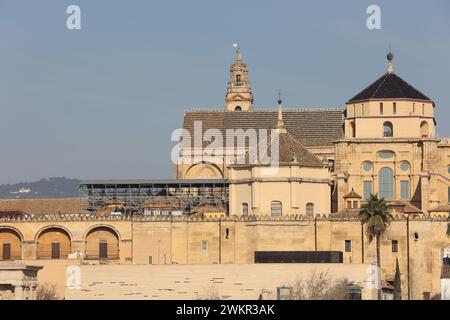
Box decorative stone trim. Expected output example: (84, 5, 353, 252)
(1, 213, 448, 223)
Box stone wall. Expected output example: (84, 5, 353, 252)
(1, 215, 449, 299)
(64, 263, 377, 300)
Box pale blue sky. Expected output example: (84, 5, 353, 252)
(0, 0, 449, 184)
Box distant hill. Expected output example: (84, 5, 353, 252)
(0, 177, 80, 199)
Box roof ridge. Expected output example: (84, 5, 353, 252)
(395, 73, 432, 101)
(347, 73, 386, 102)
(371, 72, 390, 98)
(185, 108, 344, 113)
(392, 73, 407, 98)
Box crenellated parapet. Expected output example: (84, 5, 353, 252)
(1, 212, 448, 223)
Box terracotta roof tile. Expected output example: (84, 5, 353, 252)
(344, 189, 362, 199)
(182, 109, 344, 148)
(0, 209, 29, 218)
(389, 201, 423, 214)
(0, 198, 81, 215)
(252, 132, 325, 166)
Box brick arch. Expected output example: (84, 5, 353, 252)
(34, 225, 73, 243)
(84, 225, 120, 260)
(0, 226, 24, 241)
(35, 226, 72, 259)
(185, 162, 223, 179)
(0, 227, 23, 260)
(83, 224, 121, 242)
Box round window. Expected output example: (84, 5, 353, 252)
(400, 161, 410, 172)
(363, 162, 373, 172)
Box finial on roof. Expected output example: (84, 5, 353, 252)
(276, 93, 287, 134)
(233, 42, 242, 62)
(387, 44, 394, 74)
(277, 90, 282, 105)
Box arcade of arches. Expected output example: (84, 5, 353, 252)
(0, 217, 450, 299)
(0, 225, 120, 261)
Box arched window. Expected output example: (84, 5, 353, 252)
(420, 121, 429, 138)
(234, 106, 242, 111)
(271, 201, 282, 217)
(350, 121, 356, 138)
(242, 203, 249, 216)
(379, 167, 394, 199)
(306, 203, 314, 217)
(236, 74, 242, 85)
(383, 122, 393, 137)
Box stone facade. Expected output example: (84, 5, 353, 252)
(178, 48, 450, 217)
(1, 215, 449, 299)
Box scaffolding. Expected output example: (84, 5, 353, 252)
(79, 179, 229, 216)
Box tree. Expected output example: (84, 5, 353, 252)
(393, 257, 402, 300)
(36, 283, 59, 300)
(359, 194, 393, 299)
(289, 271, 354, 300)
(198, 284, 220, 300)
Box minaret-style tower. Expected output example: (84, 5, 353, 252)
(225, 44, 254, 111)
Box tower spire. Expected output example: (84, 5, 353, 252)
(235, 42, 242, 62)
(225, 43, 254, 112)
(387, 44, 394, 74)
(276, 92, 287, 134)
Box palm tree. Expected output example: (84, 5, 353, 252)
(359, 194, 393, 299)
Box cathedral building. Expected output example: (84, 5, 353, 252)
(1, 46, 450, 300)
(335, 51, 450, 214)
(178, 45, 450, 217)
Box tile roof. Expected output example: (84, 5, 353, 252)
(0, 209, 29, 218)
(0, 198, 82, 215)
(255, 132, 325, 166)
(182, 109, 344, 148)
(344, 189, 362, 199)
(348, 72, 432, 103)
(389, 201, 423, 214)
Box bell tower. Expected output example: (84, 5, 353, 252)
(225, 44, 254, 112)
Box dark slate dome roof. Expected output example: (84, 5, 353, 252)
(348, 72, 432, 103)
